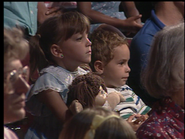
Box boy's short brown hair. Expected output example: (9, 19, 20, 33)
(89, 24, 128, 72)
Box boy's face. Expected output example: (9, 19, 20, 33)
(101, 44, 131, 88)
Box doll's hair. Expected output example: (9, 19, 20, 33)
(89, 24, 128, 72)
(141, 22, 184, 98)
(59, 106, 136, 139)
(29, 11, 90, 82)
(67, 72, 107, 108)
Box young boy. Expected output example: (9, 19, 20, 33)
(89, 24, 151, 130)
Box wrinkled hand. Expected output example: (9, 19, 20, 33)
(68, 100, 83, 115)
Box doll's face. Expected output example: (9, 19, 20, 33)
(94, 86, 108, 106)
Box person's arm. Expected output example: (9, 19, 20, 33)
(77, 2, 142, 34)
(120, 1, 142, 24)
(37, 89, 72, 123)
(37, 2, 62, 26)
(77, 2, 120, 24)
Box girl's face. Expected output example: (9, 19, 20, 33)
(60, 31, 92, 71)
(4, 59, 30, 124)
(95, 86, 108, 106)
(102, 44, 131, 88)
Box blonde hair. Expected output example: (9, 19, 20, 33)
(89, 24, 128, 72)
(4, 27, 29, 94)
(59, 107, 136, 139)
(4, 27, 29, 62)
(142, 22, 184, 98)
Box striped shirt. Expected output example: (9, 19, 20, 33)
(107, 85, 151, 119)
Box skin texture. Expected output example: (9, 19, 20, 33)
(101, 44, 130, 88)
(37, 30, 92, 123)
(51, 31, 92, 72)
(94, 43, 148, 131)
(4, 59, 30, 124)
(77, 2, 142, 34)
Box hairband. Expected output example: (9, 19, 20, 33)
(84, 114, 120, 139)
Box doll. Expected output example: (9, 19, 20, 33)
(67, 72, 125, 114)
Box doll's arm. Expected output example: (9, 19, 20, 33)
(106, 92, 125, 110)
(68, 100, 83, 115)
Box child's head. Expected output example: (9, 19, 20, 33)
(67, 72, 107, 108)
(90, 24, 130, 88)
(142, 22, 184, 99)
(29, 11, 91, 79)
(59, 106, 136, 139)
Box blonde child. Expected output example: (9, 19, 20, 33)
(24, 11, 92, 139)
(89, 24, 151, 131)
(59, 106, 137, 139)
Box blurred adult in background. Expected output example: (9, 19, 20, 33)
(4, 28, 30, 139)
(128, 1, 184, 107)
(77, 2, 142, 36)
(59, 107, 137, 139)
(136, 22, 184, 139)
(4, 2, 61, 39)
(4, 2, 62, 79)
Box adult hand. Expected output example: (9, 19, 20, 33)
(37, 2, 62, 26)
(45, 7, 62, 16)
(127, 114, 145, 131)
(120, 14, 143, 35)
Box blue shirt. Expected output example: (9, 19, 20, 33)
(25, 66, 88, 139)
(90, 1, 126, 33)
(127, 10, 165, 106)
(4, 2, 38, 36)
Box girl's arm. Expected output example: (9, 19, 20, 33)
(37, 89, 72, 123)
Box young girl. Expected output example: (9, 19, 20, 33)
(90, 24, 151, 131)
(24, 11, 92, 139)
(59, 107, 137, 139)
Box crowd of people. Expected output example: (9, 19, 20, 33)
(4, 1, 184, 139)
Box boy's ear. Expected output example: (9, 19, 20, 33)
(94, 60, 104, 74)
(50, 44, 63, 58)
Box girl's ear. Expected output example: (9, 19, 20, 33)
(50, 44, 63, 58)
(94, 60, 104, 74)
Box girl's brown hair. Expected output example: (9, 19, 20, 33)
(29, 11, 90, 82)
